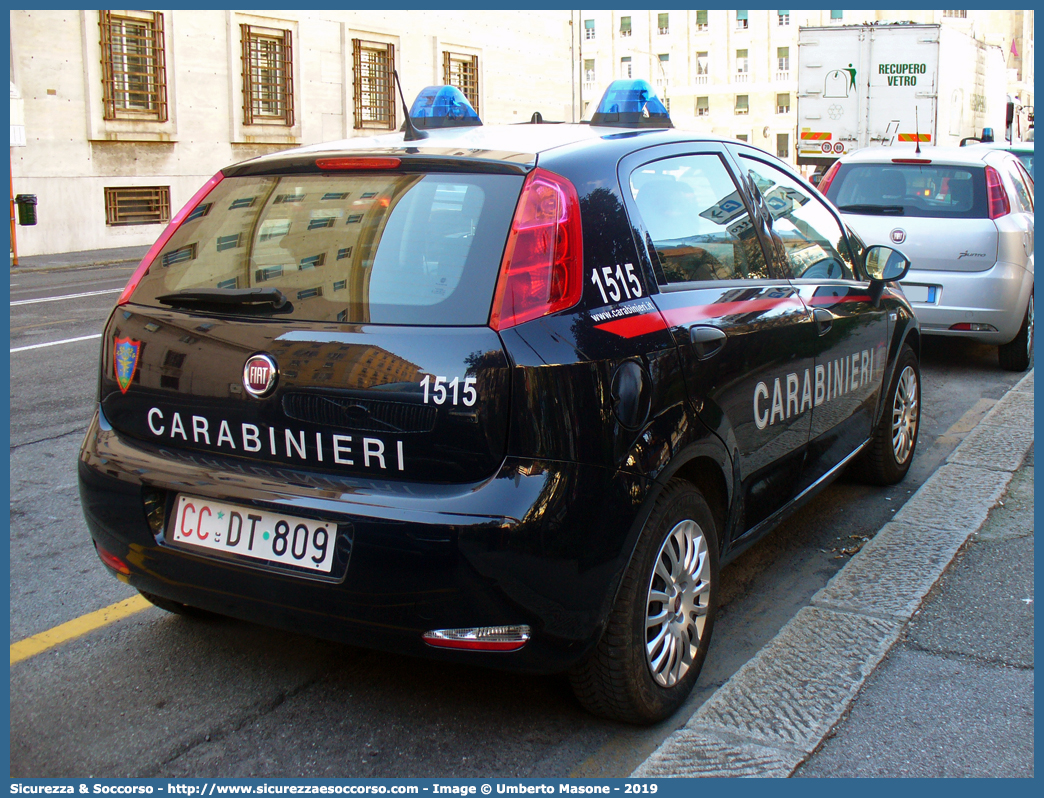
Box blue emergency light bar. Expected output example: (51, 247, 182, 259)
(590, 80, 673, 129)
(409, 85, 482, 129)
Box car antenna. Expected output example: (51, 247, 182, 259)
(914, 107, 921, 155)
(393, 70, 428, 142)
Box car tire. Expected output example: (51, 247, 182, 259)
(137, 589, 212, 619)
(569, 479, 719, 724)
(853, 344, 920, 486)
(998, 291, 1033, 372)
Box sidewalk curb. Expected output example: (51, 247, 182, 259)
(632, 369, 1034, 778)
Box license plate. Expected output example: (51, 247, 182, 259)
(170, 494, 336, 573)
(900, 283, 935, 303)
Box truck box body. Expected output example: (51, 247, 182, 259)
(796, 23, 1005, 167)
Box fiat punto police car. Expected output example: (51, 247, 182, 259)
(79, 81, 919, 723)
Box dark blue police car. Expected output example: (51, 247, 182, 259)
(79, 80, 920, 723)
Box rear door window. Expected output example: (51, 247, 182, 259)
(629, 153, 769, 283)
(827, 163, 988, 219)
(130, 172, 524, 325)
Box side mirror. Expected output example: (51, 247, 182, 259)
(865, 245, 910, 282)
(865, 245, 910, 306)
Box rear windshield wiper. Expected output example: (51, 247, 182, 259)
(837, 204, 906, 216)
(155, 287, 293, 313)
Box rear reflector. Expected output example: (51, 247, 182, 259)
(489, 168, 583, 330)
(95, 544, 131, 575)
(949, 322, 998, 332)
(422, 625, 531, 652)
(985, 166, 1011, 219)
(316, 157, 401, 170)
(117, 172, 225, 306)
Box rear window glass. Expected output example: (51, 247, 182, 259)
(827, 163, 987, 219)
(130, 172, 524, 325)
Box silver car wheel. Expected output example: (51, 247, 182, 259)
(891, 365, 919, 465)
(645, 519, 711, 688)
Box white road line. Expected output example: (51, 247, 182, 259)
(11, 333, 102, 353)
(10, 288, 121, 306)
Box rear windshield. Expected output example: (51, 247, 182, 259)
(130, 171, 524, 325)
(827, 163, 987, 219)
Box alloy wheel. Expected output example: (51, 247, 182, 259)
(645, 519, 711, 688)
(891, 365, 919, 465)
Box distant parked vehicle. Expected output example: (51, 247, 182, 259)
(821, 145, 1034, 371)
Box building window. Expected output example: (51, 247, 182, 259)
(943, 10, 968, 18)
(696, 51, 709, 80)
(736, 49, 749, 74)
(620, 56, 632, 79)
(776, 92, 790, 113)
(696, 96, 709, 117)
(99, 10, 167, 121)
(778, 47, 790, 72)
(620, 16, 632, 36)
(585, 19, 595, 40)
(830, 10, 844, 21)
(736, 134, 748, 142)
(735, 95, 749, 115)
(777, 132, 790, 158)
(696, 10, 709, 32)
(584, 59, 596, 83)
(241, 24, 294, 126)
(657, 53, 670, 86)
(778, 10, 790, 26)
(104, 186, 171, 226)
(444, 51, 479, 113)
(736, 10, 749, 30)
(352, 39, 395, 130)
(658, 13, 669, 35)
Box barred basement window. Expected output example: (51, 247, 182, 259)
(353, 39, 395, 130)
(444, 52, 479, 113)
(241, 24, 294, 126)
(99, 11, 168, 121)
(104, 186, 170, 226)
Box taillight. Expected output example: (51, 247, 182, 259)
(489, 168, 584, 331)
(95, 544, 130, 575)
(316, 157, 401, 170)
(816, 161, 842, 196)
(116, 172, 225, 306)
(985, 166, 1011, 219)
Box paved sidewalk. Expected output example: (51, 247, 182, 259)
(10, 244, 149, 273)
(635, 370, 1034, 778)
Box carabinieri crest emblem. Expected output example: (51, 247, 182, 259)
(114, 337, 142, 394)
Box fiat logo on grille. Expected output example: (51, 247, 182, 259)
(890, 228, 907, 244)
(243, 354, 278, 398)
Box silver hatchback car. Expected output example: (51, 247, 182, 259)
(821, 145, 1034, 370)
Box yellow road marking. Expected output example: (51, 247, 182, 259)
(10, 594, 152, 665)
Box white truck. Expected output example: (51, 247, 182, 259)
(796, 22, 1006, 169)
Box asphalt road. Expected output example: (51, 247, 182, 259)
(8, 264, 1029, 778)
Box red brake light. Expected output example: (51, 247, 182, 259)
(985, 166, 1011, 219)
(892, 158, 932, 164)
(816, 161, 842, 195)
(489, 168, 584, 331)
(316, 157, 401, 170)
(117, 172, 225, 306)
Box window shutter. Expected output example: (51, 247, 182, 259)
(620, 16, 631, 32)
(697, 10, 708, 25)
(737, 10, 748, 21)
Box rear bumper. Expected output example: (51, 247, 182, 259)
(78, 408, 647, 674)
(900, 261, 1032, 344)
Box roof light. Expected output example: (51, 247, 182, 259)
(590, 79, 672, 129)
(117, 172, 225, 306)
(422, 625, 531, 652)
(409, 85, 481, 129)
(985, 166, 1011, 219)
(489, 168, 584, 331)
(316, 157, 401, 170)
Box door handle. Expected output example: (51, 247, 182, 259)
(689, 325, 727, 360)
(813, 307, 834, 336)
